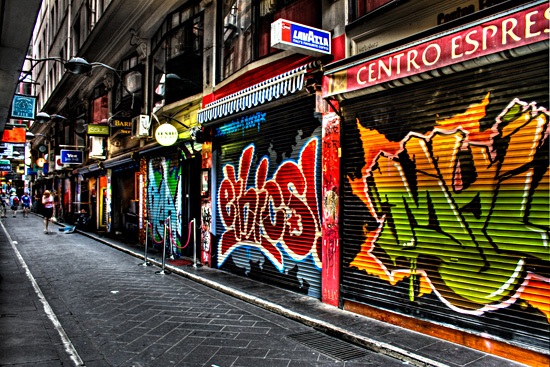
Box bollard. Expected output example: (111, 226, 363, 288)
(139, 220, 151, 266)
(192, 218, 197, 268)
(156, 216, 171, 275)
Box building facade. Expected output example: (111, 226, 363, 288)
(25, 1, 548, 366)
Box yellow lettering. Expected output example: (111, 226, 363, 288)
(357, 66, 367, 85)
(394, 53, 404, 75)
(423, 43, 441, 65)
(368, 62, 376, 82)
(464, 30, 479, 55)
(502, 18, 521, 45)
(482, 25, 498, 50)
(407, 49, 420, 71)
(451, 35, 463, 58)
(525, 11, 541, 38)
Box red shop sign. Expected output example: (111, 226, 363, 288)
(323, 2, 549, 97)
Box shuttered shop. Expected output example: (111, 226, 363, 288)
(214, 97, 323, 298)
(340, 50, 549, 351)
(146, 153, 182, 256)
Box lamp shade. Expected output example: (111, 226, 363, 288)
(65, 57, 93, 74)
(35, 111, 51, 123)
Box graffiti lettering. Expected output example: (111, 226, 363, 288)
(215, 112, 266, 138)
(350, 94, 550, 318)
(218, 139, 321, 271)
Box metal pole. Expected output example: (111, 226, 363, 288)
(139, 220, 151, 266)
(168, 216, 175, 260)
(193, 218, 197, 268)
(156, 216, 170, 275)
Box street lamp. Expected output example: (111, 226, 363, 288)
(19, 57, 67, 83)
(34, 112, 67, 124)
(65, 57, 135, 107)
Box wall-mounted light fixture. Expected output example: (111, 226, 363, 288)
(65, 57, 135, 108)
(34, 112, 67, 124)
(19, 57, 67, 83)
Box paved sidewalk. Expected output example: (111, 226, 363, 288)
(1, 213, 531, 367)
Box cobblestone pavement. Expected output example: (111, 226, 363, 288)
(1, 214, 409, 367)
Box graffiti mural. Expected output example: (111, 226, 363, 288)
(217, 137, 322, 291)
(349, 93, 550, 320)
(146, 156, 183, 255)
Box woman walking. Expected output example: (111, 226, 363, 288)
(42, 190, 54, 233)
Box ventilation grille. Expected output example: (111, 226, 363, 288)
(286, 331, 369, 361)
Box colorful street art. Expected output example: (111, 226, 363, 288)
(349, 93, 550, 320)
(217, 138, 322, 273)
(147, 156, 183, 255)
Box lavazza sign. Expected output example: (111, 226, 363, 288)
(324, 2, 549, 96)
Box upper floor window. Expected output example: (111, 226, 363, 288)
(219, 0, 321, 82)
(351, 0, 394, 21)
(114, 52, 144, 114)
(151, 1, 204, 109)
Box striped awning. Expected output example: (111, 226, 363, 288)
(198, 63, 312, 124)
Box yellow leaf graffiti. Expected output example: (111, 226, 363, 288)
(350, 93, 550, 318)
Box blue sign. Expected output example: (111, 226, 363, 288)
(271, 19, 331, 56)
(11, 94, 37, 119)
(61, 150, 83, 164)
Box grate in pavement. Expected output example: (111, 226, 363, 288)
(286, 331, 369, 361)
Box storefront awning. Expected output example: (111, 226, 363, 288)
(198, 61, 320, 124)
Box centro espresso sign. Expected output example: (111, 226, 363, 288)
(324, 2, 549, 97)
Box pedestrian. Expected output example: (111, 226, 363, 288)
(9, 191, 20, 218)
(20, 191, 32, 218)
(42, 190, 54, 233)
(0, 190, 7, 218)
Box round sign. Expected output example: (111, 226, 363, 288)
(155, 123, 178, 146)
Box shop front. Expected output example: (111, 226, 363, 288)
(323, 2, 549, 363)
(199, 62, 324, 298)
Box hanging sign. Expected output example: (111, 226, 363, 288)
(87, 124, 110, 136)
(271, 18, 331, 56)
(61, 149, 83, 164)
(0, 160, 11, 172)
(11, 94, 36, 119)
(155, 123, 178, 146)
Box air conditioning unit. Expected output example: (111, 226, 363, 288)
(132, 114, 150, 138)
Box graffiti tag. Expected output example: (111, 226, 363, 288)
(218, 138, 322, 271)
(350, 94, 550, 318)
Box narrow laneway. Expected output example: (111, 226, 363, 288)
(0, 214, 408, 367)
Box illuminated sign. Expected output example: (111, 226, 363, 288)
(11, 94, 37, 119)
(271, 19, 331, 56)
(112, 119, 132, 135)
(155, 123, 178, 146)
(324, 2, 550, 97)
(60, 150, 83, 164)
(87, 124, 110, 136)
(0, 160, 10, 172)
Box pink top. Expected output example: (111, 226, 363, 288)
(42, 195, 54, 208)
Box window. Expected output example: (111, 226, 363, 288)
(351, 0, 395, 21)
(151, 1, 204, 109)
(219, 0, 320, 81)
(114, 53, 143, 113)
(92, 94, 109, 125)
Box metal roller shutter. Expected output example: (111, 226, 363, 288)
(146, 153, 183, 257)
(340, 50, 549, 351)
(214, 97, 323, 298)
